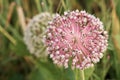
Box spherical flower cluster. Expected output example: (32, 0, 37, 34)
(44, 10, 108, 70)
(24, 12, 53, 57)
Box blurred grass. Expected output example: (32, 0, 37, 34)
(0, 0, 120, 80)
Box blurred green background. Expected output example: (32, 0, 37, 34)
(0, 0, 120, 80)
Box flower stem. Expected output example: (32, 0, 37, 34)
(75, 69, 85, 80)
(75, 69, 78, 80)
(81, 70, 85, 80)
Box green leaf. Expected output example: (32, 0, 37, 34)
(74, 67, 94, 80)
(10, 38, 30, 56)
(28, 61, 76, 80)
(64, 68, 75, 80)
(28, 61, 56, 80)
(8, 73, 24, 80)
(84, 67, 95, 80)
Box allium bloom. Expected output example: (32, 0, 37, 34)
(24, 12, 53, 57)
(44, 10, 108, 70)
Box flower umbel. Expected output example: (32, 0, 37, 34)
(44, 10, 108, 70)
(24, 12, 53, 57)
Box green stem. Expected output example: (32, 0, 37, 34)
(56, 0, 62, 12)
(48, 0, 53, 13)
(61, 0, 67, 10)
(75, 69, 85, 80)
(75, 69, 78, 80)
(0, 25, 16, 45)
(42, 0, 48, 11)
(35, 0, 42, 12)
(81, 70, 85, 80)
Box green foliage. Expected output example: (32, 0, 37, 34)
(116, 0, 120, 19)
(28, 61, 75, 80)
(0, 0, 120, 80)
(84, 67, 94, 80)
(10, 38, 30, 56)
